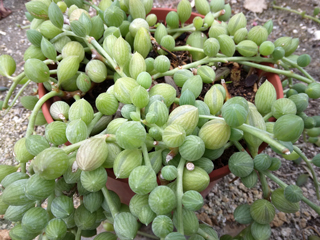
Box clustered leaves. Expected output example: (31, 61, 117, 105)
(1, 0, 320, 240)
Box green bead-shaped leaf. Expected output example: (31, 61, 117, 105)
(57, 56, 80, 85)
(134, 27, 151, 58)
(182, 190, 204, 211)
(25, 1, 49, 19)
(149, 83, 176, 107)
(173, 208, 199, 236)
(179, 135, 205, 161)
(271, 98, 297, 119)
(2, 179, 34, 206)
(116, 121, 146, 149)
(129, 166, 158, 195)
(241, 170, 258, 189)
(199, 119, 231, 150)
(33, 148, 69, 180)
(80, 167, 108, 192)
(66, 119, 87, 144)
(251, 222, 271, 240)
(167, 105, 199, 135)
(248, 26, 269, 46)
(217, 34, 235, 57)
(250, 199, 275, 224)
(24, 58, 50, 83)
(234, 204, 253, 224)
(83, 191, 104, 213)
(271, 188, 300, 213)
(183, 167, 209, 192)
(284, 185, 303, 203)
(228, 152, 253, 178)
(255, 80, 277, 116)
(273, 114, 304, 142)
(253, 154, 272, 171)
(25, 173, 55, 201)
(48, 2, 64, 29)
(149, 186, 177, 215)
(114, 212, 138, 239)
(113, 149, 142, 178)
(177, 0, 191, 24)
(152, 215, 174, 238)
(46, 218, 67, 239)
(51, 195, 74, 218)
(45, 121, 68, 145)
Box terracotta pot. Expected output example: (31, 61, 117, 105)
(38, 8, 283, 205)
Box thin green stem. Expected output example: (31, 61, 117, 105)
(47, 193, 55, 219)
(293, 146, 320, 200)
(173, 45, 205, 53)
(87, 38, 127, 77)
(3, 80, 31, 115)
(152, 57, 225, 79)
(152, 56, 275, 79)
(263, 112, 273, 122)
(136, 231, 159, 239)
(273, 5, 320, 24)
(237, 61, 313, 84)
(75, 228, 81, 240)
(2, 56, 61, 110)
(26, 90, 64, 137)
(20, 163, 26, 174)
(176, 157, 186, 235)
(2, 72, 26, 109)
(282, 57, 315, 82)
(73, 94, 81, 101)
(83, 0, 103, 14)
(49, 70, 58, 75)
(142, 143, 152, 168)
(197, 227, 217, 240)
(62, 134, 108, 154)
(236, 124, 289, 155)
(198, 115, 289, 154)
(259, 172, 271, 199)
(87, 112, 103, 137)
(50, 31, 78, 43)
(231, 140, 246, 152)
(135, 106, 141, 120)
(262, 170, 320, 215)
(102, 186, 119, 218)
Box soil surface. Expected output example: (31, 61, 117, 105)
(1, 0, 320, 239)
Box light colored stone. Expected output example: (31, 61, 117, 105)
(281, 227, 292, 237)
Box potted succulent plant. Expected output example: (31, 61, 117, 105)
(1, 0, 320, 239)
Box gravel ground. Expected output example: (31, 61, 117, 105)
(0, 0, 320, 239)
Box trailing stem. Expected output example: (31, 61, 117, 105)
(26, 90, 65, 137)
(86, 112, 103, 137)
(3, 80, 31, 115)
(86, 37, 127, 78)
(152, 56, 275, 80)
(273, 4, 320, 24)
(293, 146, 320, 200)
(237, 61, 313, 84)
(281, 57, 315, 82)
(262, 170, 320, 215)
(198, 114, 289, 154)
(101, 186, 119, 218)
(142, 143, 152, 168)
(176, 157, 186, 235)
(197, 227, 217, 240)
(2, 72, 26, 109)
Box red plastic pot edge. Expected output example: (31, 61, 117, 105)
(38, 8, 284, 202)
